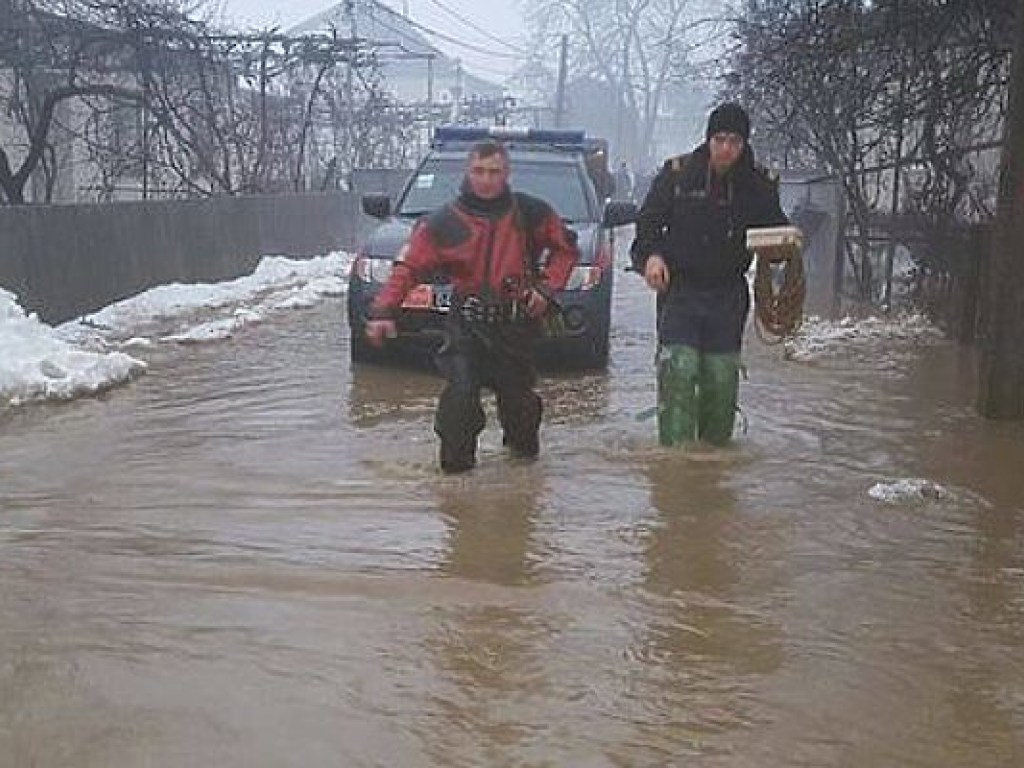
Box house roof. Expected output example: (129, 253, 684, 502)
(288, 0, 439, 58)
(287, 0, 504, 96)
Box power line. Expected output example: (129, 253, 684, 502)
(353, 1, 521, 62)
(391, 5, 525, 61)
(420, 0, 529, 55)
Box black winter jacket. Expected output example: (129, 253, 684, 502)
(630, 144, 787, 288)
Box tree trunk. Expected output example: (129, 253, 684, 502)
(977, 6, 1024, 419)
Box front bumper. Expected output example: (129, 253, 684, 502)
(347, 278, 610, 356)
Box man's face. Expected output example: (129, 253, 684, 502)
(708, 132, 744, 175)
(466, 151, 510, 199)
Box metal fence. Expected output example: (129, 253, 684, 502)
(779, 172, 845, 317)
(0, 192, 365, 324)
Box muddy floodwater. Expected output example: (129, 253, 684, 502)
(2, 268, 1023, 767)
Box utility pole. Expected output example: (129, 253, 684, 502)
(883, 0, 907, 312)
(345, 0, 357, 182)
(554, 34, 567, 128)
(451, 60, 463, 123)
(425, 54, 435, 143)
(978, 5, 1024, 419)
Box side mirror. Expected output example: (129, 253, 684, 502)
(361, 194, 392, 219)
(603, 200, 638, 228)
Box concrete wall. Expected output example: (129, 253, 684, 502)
(0, 192, 365, 324)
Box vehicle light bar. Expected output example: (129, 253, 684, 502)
(432, 126, 587, 150)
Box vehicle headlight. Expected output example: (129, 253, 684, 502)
(353, 256, 395, 283)
(563, 264, 604, 291)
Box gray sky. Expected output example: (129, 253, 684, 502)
(216, 0, 529, 81)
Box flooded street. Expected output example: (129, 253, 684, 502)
(2, 267, 1023, 767)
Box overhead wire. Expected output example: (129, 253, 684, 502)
(420, 0, 529, 55)
(312, 1, 521, 63)
(384, 4, 525, 61)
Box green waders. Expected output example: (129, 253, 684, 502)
(657, 345, 701, 446)
(698, 351, 741, 446)
(657, 345, 741, 447)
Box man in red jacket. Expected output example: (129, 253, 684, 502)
(365, 140, 580, 473)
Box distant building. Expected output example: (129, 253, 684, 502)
(0, 11, 146, 204)
(0, 1, 508, 204)
(289, 1, 503, 109)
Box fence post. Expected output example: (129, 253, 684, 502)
(954, 224, 986, 344)
(831, 190, 847, 317)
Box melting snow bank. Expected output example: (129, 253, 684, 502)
(1, 288, 145, 407)
(2, 252, 352, 408)
(785, 313, 943, 362)
(60, 252, 352, 346)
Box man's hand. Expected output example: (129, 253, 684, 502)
(525, 288, 550, 319)
(644, 254, 670, 293)
(365, 319, 397, 347)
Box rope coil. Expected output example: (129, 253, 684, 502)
(752, 248, 806, 344)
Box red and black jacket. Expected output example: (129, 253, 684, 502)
(370, 185, 579, 319)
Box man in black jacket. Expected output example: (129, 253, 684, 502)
(630, 103, 789, 446)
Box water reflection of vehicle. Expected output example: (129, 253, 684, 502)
(536, 370, 612, 429)
(347, 126, 637, 370)
(346, 360, 438, 428)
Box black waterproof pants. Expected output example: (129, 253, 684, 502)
(433, 317, 542, 473)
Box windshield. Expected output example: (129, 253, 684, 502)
(398, 157, 594, 222)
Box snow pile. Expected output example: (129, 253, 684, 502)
(2, 251, 353, 408)
(785, 313, 943, 362)
(60, 252, 351, 346)
(0, 288, 145, 407)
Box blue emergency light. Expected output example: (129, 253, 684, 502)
(431, 126, 587, 150)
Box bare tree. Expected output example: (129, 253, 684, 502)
(978, 4, 1024, 419)
(724, 0, 1015, 303)
(522, 0, 725, 165)
(0, 0, 145, 203)
(1, 0, 421, 203)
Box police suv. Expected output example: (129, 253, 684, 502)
(347, 126, 637, 369)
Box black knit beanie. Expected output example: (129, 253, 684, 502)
(706, 103, 750, 141)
